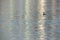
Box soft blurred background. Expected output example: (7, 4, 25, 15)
(0, 0, 60, 40)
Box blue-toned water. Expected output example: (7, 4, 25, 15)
(0, 0, 60, 40)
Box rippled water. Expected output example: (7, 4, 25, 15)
(0, 0, 60, 40)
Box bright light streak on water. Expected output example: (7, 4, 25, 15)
(38, 0, 46, 40)
(10, 0, 14, 19)
(24, 0, 30, 40)
(7, 0, 15, 40)
(7, 0, 14, 31)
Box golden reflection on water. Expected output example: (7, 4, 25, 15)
(37, 0, 46, 40)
